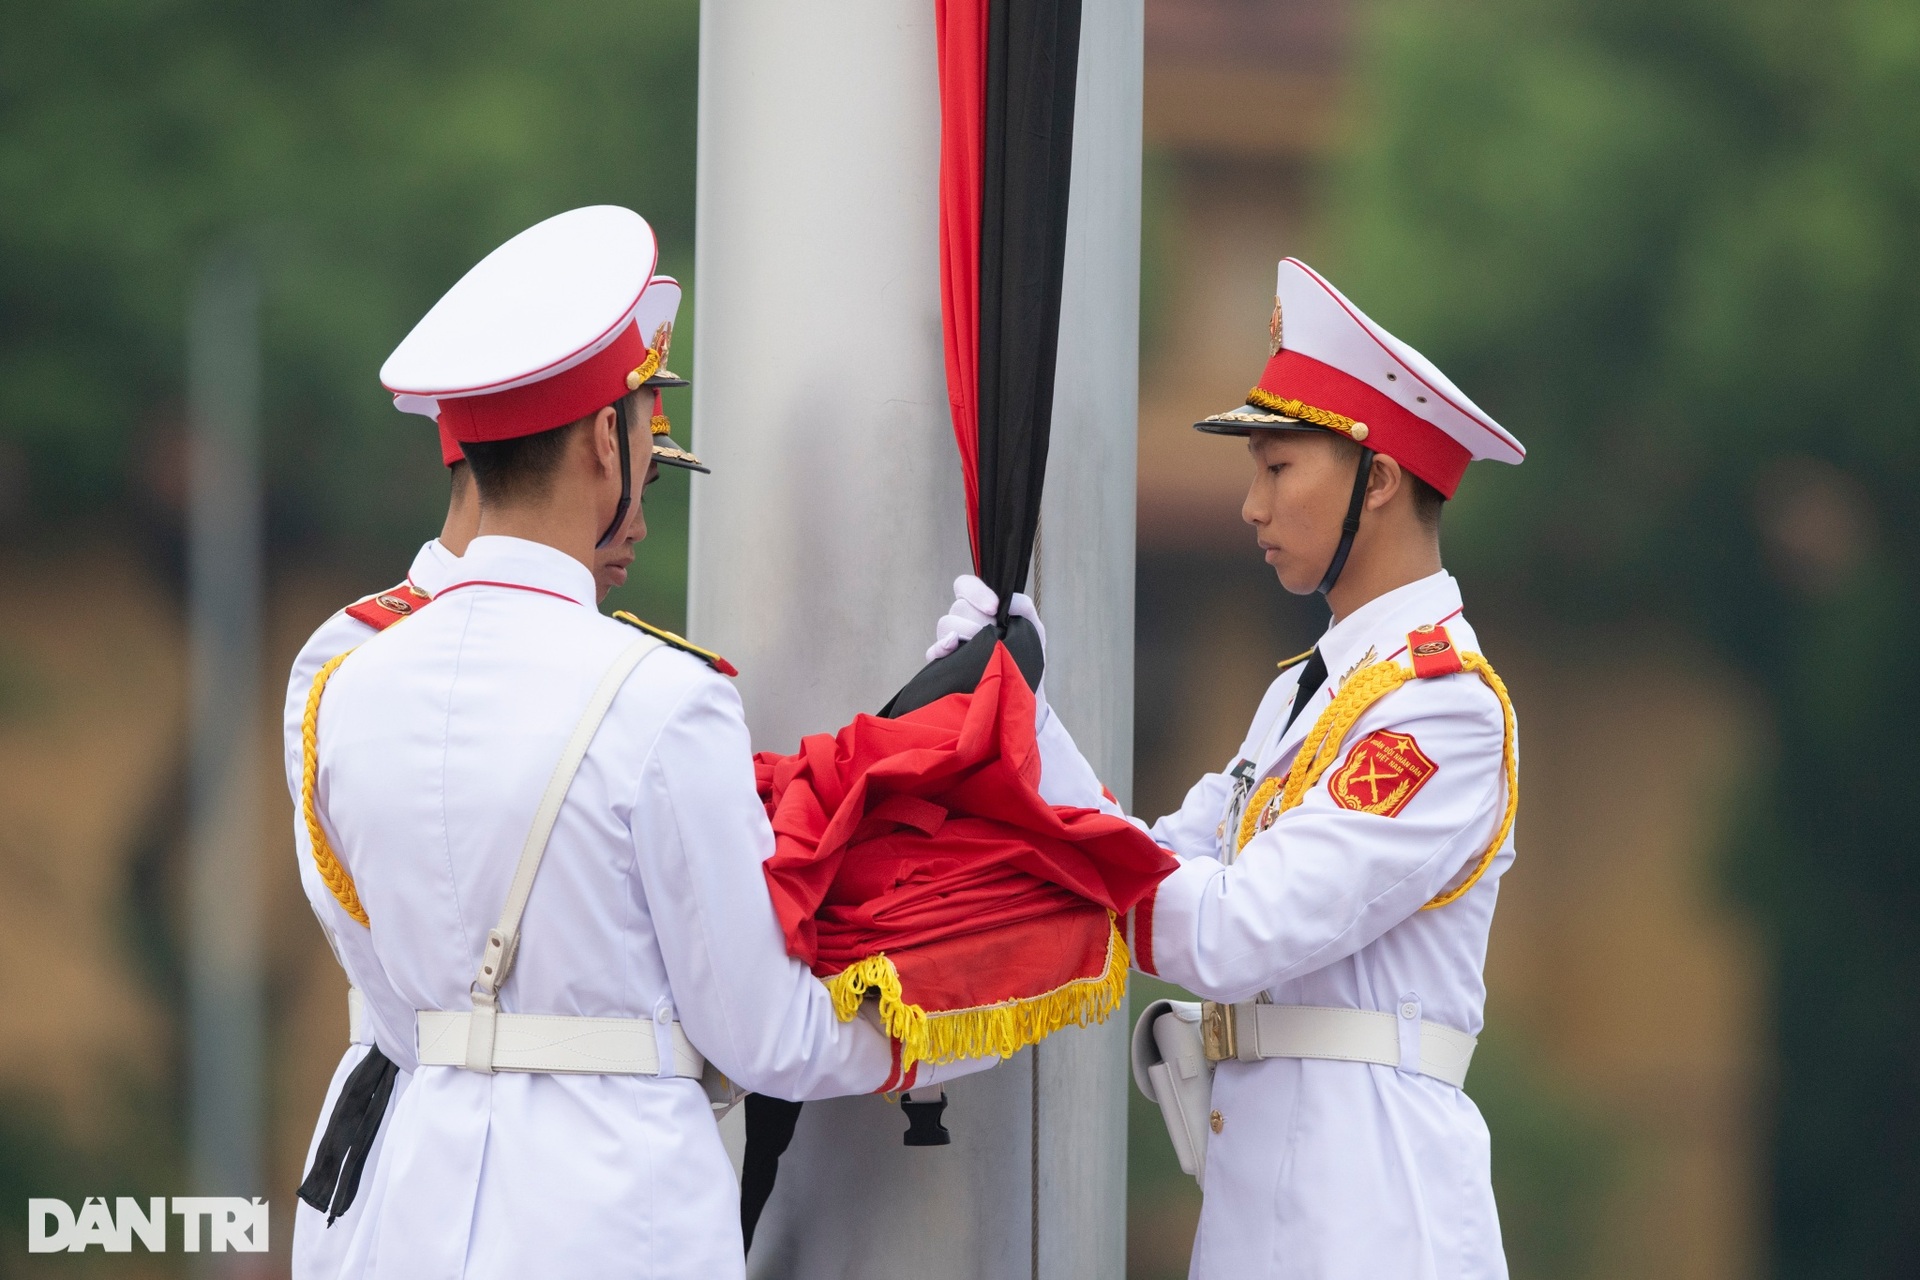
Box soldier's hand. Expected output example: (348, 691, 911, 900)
(926, 575, 1047, 662)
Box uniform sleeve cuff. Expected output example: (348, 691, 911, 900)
(1134, 859, 1215, 987)
(1126, 884, 1161, 977)
(876, 1040, 909, 1094)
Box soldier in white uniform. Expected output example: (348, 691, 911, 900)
(288, 275, 690, 1276)
(933, 259, 1526, 1278)
(293, 207, 982, 1280)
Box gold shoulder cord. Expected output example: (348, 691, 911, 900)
(1273, 652, 1518, 910)
(302, 650, 370, 926)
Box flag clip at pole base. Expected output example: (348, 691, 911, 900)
(824, 918, 1131, 1070)
(901, 1091, 951, 1146)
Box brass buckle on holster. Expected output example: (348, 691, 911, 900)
(1200, 1001, 1239, 1063)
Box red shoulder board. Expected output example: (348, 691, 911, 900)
(612, 611, 739, 677)
(345, 582, 431, 632)
(1406, 623, 1464, 679)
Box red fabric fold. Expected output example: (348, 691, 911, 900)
(936, 0, 988, 566)
(756, 645, 1175, 995)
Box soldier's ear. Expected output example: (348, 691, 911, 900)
(1363, 453, 1405, 513)
(591, 405, 623, 476)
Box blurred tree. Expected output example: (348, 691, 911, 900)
(0, 0, 699, 614)
(1331, 0, 1920, 1273)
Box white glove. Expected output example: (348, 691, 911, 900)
(927, 577, 1118, 810)
(926, 575, 1047, 663)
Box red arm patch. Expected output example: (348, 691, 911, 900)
(1328, 730, 1437, 818)
(344, 582, 430, 632)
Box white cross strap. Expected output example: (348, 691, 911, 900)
(463, 635, 665, 1073)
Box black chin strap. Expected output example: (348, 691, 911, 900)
(596, 397, 633, 549)
(1316, 447, 1374, 596)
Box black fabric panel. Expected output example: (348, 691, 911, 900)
(297, 1046, 400, 1225)
(975, 0, 1084, 618)
(878, 617, 1044, 719)
(739, 1093, 805, 1253)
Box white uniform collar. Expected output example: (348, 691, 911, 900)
(407, 538, 463, 597)
(443, 535, 597, 609)
(1316, 570, 1463, 688)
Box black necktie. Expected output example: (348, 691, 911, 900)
(1281, 648, 1328, 737)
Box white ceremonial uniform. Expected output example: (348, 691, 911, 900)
(286, 538, 459, 1280)
(1138, 569, 1514, 1279)
(308, 536, 956, 1280)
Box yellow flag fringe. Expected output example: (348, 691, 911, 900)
(824, 918, 1131, 1069)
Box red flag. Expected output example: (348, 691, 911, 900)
(757, 645, 1174, 1066)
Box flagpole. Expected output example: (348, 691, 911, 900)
(689, 2, 1141, 1274)
(1029, 6, 1143, 1270)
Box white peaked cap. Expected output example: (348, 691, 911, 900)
(630, 277, 687, 388)
(629, 276, 706, 473)
(1196, 258, 1523, 497)
(380, 206, 662, 444)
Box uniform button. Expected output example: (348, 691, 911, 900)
(655, 1008, 672, 1024)
(1209, 1110, 1224, 1134)
(1400, 1002, 1419, 1020)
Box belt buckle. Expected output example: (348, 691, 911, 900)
(1200, 1001, 1238, 1063)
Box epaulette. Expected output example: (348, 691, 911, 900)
(344, 582, 431, 632)
(1406, 623, 1464, 679)
(612, 611, 739, 677)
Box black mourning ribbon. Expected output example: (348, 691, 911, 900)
(878, 614, 1044, 719)
(297, 1046, 400, 1225)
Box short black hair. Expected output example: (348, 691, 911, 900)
(461, 393, 649, 507)
(462, 418, 583, 506)
(1409, 472, 1445, 527)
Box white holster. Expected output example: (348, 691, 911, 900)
(1130, 999, 1214, 1185)
(1131, 996, 1480, 1184)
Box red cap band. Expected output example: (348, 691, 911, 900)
(437, 322, 649, 444)
(1257, 350, 1471, 498)
(437, 421, 464, 468)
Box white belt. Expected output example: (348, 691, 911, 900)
(416, 1010, 706, 1077)
(347, 986, 369, 1045)
(1201, 1001, 1476, 1088)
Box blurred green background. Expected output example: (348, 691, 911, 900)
(0, 0, 699, 622)
(6, 0, 1918, 1275)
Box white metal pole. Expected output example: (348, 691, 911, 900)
(689, 3, 1141, 1275)
(1030, 5, 1144, 1273)
(186, 250, 265, 1233)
